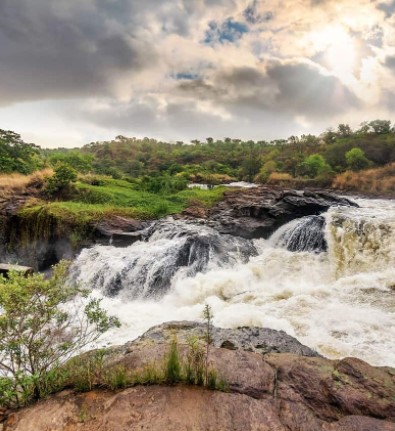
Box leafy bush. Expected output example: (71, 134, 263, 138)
(138, 175, 188, 194)
(345, 147, 370, 171)
(165, 338, 181, 384)
(45, 163, 77, 197)
(297, 154, 332, 178)
(0, 262, 120, 407)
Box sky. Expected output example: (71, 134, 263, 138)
(0, 0, 395, 148)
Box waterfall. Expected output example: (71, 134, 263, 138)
(71, 219, 257, 299)
(72, 199, 395, 367)
(269, 215, 326, 253)
(325, 202, 395, 277)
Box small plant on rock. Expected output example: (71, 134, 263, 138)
(203, 304, 214, 386)
(165, 337, 181, 384)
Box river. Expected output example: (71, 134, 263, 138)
(71, 197, 395, 366)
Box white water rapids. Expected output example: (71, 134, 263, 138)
(72, 198, 395, 366)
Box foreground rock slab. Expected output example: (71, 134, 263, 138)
(2, 322, 395, 431)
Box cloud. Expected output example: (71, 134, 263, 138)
(384, 55, 395, 69)
(0, 0, 159, 105)
(177, 60, 360, 117)
(0, 0, 393, 146)
(204, 19, 249, 44)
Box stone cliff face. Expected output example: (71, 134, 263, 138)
(0, 195, 147, 270)
(2, 322, 394, 431)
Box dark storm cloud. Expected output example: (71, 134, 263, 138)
(266, 61, 360, 115)
(0, 0, 156, 105)
(377, 1, 395, 17)
(177, 61, 360, 118)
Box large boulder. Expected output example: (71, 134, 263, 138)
(205, 187, 358, 239)
(133, 321, 321, 357)
(3, 322, 394, 431)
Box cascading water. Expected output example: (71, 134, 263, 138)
(72, 198, 395, 367)
(269, 215, 326, 252)
(71, 220, 257, 299)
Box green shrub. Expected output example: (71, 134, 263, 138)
(103, 366, 129, 390)
(345, 147, 371, 171)
(45, 163, 77, 197)
(0, 263, 119, 407)
(185, 336, 205, 386)
(165, 338, 181, 384)
(207, 369, 217, 390)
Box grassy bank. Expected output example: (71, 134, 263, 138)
(15, 178, 226, 238)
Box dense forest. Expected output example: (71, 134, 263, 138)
(1, 120, 395, 197)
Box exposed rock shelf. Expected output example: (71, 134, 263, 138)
(202, 187, 358, 238)
(2, 322, 394, 431)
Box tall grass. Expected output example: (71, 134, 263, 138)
(332, 163, 395, 196)
(0, 169, 52, 199)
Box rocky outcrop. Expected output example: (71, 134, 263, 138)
(135, 321, 320, 357)
(0, 200, 149, 271)
(95, 216, 150, 247)
(203, 187, 358, 238)
(2, 322, 394, 431)
(0, 264, 33, 278)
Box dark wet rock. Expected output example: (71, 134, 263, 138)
(0, 198, 152, 270)
(94, 216, 150, 247)
(206, 187, 358, 239)
(0, 264, 33, 277)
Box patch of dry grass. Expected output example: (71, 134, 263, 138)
(332, 163, 395, 197)
(267, 172, 293, 183)
(0, 169, 53, 199)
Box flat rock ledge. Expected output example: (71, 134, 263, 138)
(183, 186, 358, 239)
(2, 322, 395, 431)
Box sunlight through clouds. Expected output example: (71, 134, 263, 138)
(0, 0, 394, 146)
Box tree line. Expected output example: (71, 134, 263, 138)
(1, 120, 395, 186)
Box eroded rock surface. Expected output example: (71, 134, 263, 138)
(2, 322, 394, 431)
(134, 321, 320, 357)
(0, 199, 149, 270)
(204, 187, 358, 238)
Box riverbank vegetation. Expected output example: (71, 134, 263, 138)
(1, 119, 395, 215)
(0, 262, 120, 408)
(332, 163, 395, 196)
(0, 279, 222, 409)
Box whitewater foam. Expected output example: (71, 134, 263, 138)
(73, 198, 395, 366)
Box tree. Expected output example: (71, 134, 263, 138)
(0, 129, 42, 174)
(345, 147, 370, 171)
(241, 142, 262, 181)
(0, 262, 119, 407)
(337, 124, 353, 137)
(255, 160, 277, 183)
(369, 120, 391, 135)
(46, 163, 77, 196)
(322, 128, 337, 144)
(49, 151, 93, 174)
(356, 121, 370, 135)
(297, 154, 331, 178)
